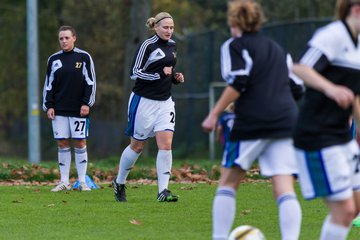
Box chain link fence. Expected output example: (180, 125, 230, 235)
(3, 19, 331, 160)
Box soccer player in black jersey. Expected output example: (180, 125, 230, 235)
(42, 26, 96, 192)
(202, 1, 302, 239)
(112, 12, 185, 202)
(292, 0, 360, 239)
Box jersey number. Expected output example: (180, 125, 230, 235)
(74, 120, 86, 132)
(170, 112, 175, 123)
(75, 62, 82, 68)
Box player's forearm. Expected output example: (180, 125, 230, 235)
(292, 64, 334, 94)
(211, 86, 239, 117)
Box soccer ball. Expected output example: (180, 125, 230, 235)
(228, 225, 265, 240)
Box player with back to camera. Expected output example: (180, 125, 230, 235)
(43, 25, 96, 192)
(202, 1, 303, 239)
(112, 12, 185, 202)
(292, 0, 360, 239)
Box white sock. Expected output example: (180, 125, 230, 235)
(156, 150, 172, 193)
(320, 214, 351, 240)
(58, 147, 71, 185)
(75, 146, 88, 183)
(277, 192, 302, 240)
(213, 186, 236, 240)
(116, 145, 141, 184)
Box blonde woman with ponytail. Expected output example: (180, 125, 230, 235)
(112, 12, 184, 203)
(292, 0, 360, 239)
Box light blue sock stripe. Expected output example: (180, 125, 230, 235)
(58, 147, 71, 153)
(277, 192, 296, 205)
(216, 188, 236, 198)
(74, 147, 87, 154)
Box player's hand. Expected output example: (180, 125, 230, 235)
(174, 72, 184, 83)
(163, 66, 173, 76)
(202, 114, 218, 132)
(325, 85, 354, 109)
(80, 105, 90, 117)
(47, 108, 55, 120)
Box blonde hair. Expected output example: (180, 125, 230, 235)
(335, 0, 360, 20)
(146, 12, 173, 30)
(227, 0, 265, 32)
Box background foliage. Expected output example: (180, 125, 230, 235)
(0, 0, 336, 160)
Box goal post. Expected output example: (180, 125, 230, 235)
(208, 81, 227, 160)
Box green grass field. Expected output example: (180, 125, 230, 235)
(0, 182, 359, 240)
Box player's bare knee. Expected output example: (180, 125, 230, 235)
(219, 167, 245, 189)
(130, 143, 145, 153)
(332, 203, 357, 226)
(74, 139, 86, 149)
(156, 139, 172, 150)
(345, 206, 358, 223)
(158, 144, 172, 151)
(57, 139, 70, 148)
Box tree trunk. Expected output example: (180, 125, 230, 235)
(120, 0, 152, 152)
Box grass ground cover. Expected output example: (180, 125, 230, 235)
(0, 157, 232, 183)
(1, 182, 359, 240)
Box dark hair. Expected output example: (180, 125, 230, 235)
(227, 0, 265, 32)
(335, 0, 360, 20)
(58, 25, 77, 37)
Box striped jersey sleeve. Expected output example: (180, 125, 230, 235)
(220, 37, 253, 93)
(75, 48, 96, 107)
(130, 35, 161, 81)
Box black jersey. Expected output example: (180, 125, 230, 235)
(221, 32, 298, 140)
(42, 47, 96, 117)
(293, 21, 360, 150)
(130, 34, 178, 100)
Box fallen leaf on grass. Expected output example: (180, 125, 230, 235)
(47, 204, 55, 207)
(33, 189, 41, 193)
(239, 209, 251, 216)
(180, 186, 194, 190)
(12, 200, 22, 203)
(62, 200, 67, 204)
(129, 219, 142, 225)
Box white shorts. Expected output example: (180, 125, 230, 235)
(296, 140, 360, 201)
(222, 138, 298, 177)
(52, 116, 89, 140)
(125, 92, 175, 140)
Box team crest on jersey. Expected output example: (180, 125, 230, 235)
(75, 62, 82, 68)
